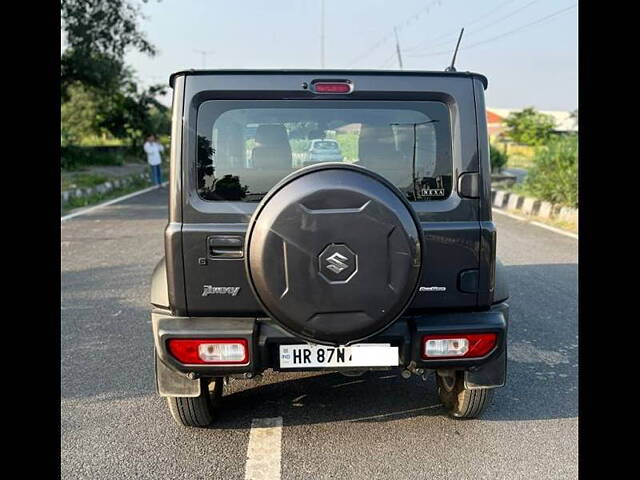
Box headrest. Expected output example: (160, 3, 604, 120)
(357, 124, 399, 167)
(251, 124, 292, 169)
(255, 124, 290, 148)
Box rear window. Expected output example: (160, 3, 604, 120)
(196, 100, 452, 202)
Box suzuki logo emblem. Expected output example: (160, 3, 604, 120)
(326, 252, 349, 274)
(318, 244, 357, 284)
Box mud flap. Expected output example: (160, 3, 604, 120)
(464, 347, 507, 389)
(155, 354, 201, 397)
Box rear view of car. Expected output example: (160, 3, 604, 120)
(151, 71, 509, 428)
(304, 139, 343, 166)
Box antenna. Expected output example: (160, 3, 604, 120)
(445, 28, 464, 72)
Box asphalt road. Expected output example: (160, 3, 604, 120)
(61, 188, 577, 479)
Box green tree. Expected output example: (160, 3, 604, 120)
(61, 0, 157, 99)
(61, 0, 169, 147)
(61, 82, 103, 146)
(97, 78, 169, 146)
(504, 107, 556, 146)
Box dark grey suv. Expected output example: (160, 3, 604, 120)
(151, 70, 509, 427)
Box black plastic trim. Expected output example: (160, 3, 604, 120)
(169, 69, 488, 90)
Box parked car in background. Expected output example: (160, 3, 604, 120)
(304, 139, 343, 166)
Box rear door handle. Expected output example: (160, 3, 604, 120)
(207, 235, 244, 259)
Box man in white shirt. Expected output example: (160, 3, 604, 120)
(143, 134, 165, 185)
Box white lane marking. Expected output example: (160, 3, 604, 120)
(492, 208, 578, 240)
(60, 182, 168, 222)
(245, 417, 283, 480)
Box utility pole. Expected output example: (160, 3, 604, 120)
(320, 0, 325, 68)
(194, 49, 215, 69)
(394, 26, 403, 70)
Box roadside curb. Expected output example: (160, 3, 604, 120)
(490, 188, 578, 235)
(61, 182, 168, 222)
(61, 171, 150, 207)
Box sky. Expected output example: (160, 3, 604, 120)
(122, 0, 577, 110)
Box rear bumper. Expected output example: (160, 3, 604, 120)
(153, 302, 508, 394)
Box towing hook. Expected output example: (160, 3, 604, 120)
(401, 362, 425, 379)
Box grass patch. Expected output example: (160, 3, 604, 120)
(62, 176, 153, 215)
(61, 145, 144, 170)
(62, 173, 110, 191)
(543, 217, 577, 234)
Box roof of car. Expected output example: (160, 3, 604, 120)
(169, 69, 488, 90)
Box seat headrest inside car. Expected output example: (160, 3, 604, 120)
(251, 124, 292, 169)
(357, 125, 400, 168)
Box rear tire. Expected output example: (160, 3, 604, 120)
(166, 378, 223, 428)
(437, 372, 494, 419)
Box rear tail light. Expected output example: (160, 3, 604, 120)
(421, 333, 497, 359)
(167, 338, 249, 364)
(312, 81, 352, 94)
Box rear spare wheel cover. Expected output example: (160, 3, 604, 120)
(245, 163, 422, 346)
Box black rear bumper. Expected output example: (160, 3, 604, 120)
(153, 302, 508, 393)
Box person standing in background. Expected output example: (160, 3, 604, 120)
(144, 134, 165, 185)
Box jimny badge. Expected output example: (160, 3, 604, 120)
(202, 285, 241, 297)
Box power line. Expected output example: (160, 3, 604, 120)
(406, 0, 542, 54)
(404, 0, 519, 52)
(407, 4, 576, 59)
(465, 0, 542, 36)
(345, 0, 445, 67)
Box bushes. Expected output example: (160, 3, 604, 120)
(489, 144, 508, 172)
(290, 139, 311, 154)
(61, 145, 143, 170)
(524, 135, 578, 207)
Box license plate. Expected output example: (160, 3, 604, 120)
(279, 343, 398, 368)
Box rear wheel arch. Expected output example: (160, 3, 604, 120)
(151, 257, 170, 309)
(493, 258, 509, 304)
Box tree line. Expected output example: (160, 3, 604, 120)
(61, 0, 170, 149)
